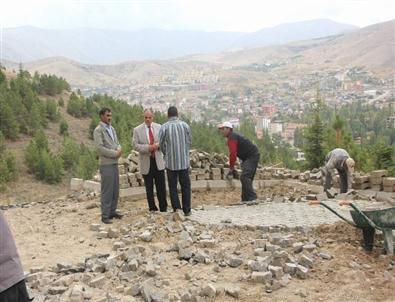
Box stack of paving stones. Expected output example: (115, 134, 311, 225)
(80, 150, 392, 193)
(353, 174, 371, 190)
(383, 177, 395, 192)
(353, 170, 393, 192)
(369, 170, 388, 191)
(25, 212, 334, 301)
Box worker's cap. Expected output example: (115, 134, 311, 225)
(218, 121, 233, 129)
(346, 158, 355, 173)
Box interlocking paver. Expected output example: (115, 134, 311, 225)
(190, 201, 354, 228)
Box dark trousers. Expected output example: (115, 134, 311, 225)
(240, 153, 260, 201)
(166, 169, 191, 213)
(0, 280, 32, 302)
(100, 164, 119, 219)
(143, 157, 167, 212)
(337, 168, 348, 193)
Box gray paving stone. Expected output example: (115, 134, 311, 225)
(190, 201, 350, 228)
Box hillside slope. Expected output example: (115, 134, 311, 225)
(2, 92, 92, 205)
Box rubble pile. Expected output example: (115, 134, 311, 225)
(26, 212, 334, 302)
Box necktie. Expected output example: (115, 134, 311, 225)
(148, 126, 155, 157)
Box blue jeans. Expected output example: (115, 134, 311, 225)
(166, 169, 191, 213)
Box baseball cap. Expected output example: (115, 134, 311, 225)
(218, 121, 233, 129)
(345, 158, 355, 173)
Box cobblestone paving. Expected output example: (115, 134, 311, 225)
(190, 201, 354, 229)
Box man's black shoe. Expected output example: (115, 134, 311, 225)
(184, 211, 191, 217)
(110, 213, 123, 219)
(102, 218, 112, 224)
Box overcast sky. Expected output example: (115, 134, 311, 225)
(0, 0, 394, 32)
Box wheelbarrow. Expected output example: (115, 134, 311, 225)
(309, 200, 395, 255)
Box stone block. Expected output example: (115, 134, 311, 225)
(48, 286, 68, 295)
(299, 255, 313, 268)
(383, 177, 395, 186)
(90, 275, 106, 288)
(268, 265, 284, 279)
(283, 263, 297, 275)
(383, 186, 395, 192)
(370, 170, 388, 178)
(225, 286, 240, 298)
(371, 184, 383, 191)
(139, 231, 152, 242)
(191, 180, 208, 192)
(227, 256, 243, 268)
(254, 239, 267, 249)
(207, 180, 227, 191)
(370, 177, 384, 185)
(202, 284, 216, 298)
(302, 243, 317, 252)
(354, 175, 370, 184)
(251, 271, 272, 283)
(296, 265, 309, 279)
(352, 182, 371, 190)
(70, 178, 84, 191)
(293, 242, 304, 253)
(125, 284, 140, 296)
(83, 180, 101, 193)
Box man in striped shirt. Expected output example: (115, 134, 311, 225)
(159, 106, 192, 215)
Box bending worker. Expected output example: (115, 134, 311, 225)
(218, 121, 260, 202)
(322, 148, 355, 197)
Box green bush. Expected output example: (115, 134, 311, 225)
(67, 93, 87, 117)
(61, 139, 97, 180)
(25, 130, 63, 183)
(46, 99, 60, 122)
(0, 131, 17, 190)
(61, 138, 80, 170)
(73, 145, 97, 180)
(59, 119, 69, 136)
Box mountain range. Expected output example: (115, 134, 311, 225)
(3, 19, 393, 89)
(2, 19, 357, 64)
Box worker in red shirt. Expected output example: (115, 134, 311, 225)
(218, 122, 260, 202)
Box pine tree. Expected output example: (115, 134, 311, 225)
(59, 119, 69, 136)
(332, 114, 344, 146)
(0, 131, 17, 189)
(374, 141, 395, 175)
(304, 91, 325, 169)
(0, 99, 19, 140)
(0, 69, 5, 84)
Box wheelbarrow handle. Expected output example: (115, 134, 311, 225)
(309, 200, 356, 227)
(347, 202, 383, 231)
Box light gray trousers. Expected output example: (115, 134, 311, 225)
(100, 164, 119, 219)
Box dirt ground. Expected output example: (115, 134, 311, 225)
(2, 187, 394, 302)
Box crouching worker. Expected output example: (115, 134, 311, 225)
(322, 148, 355, 198)
(0, 211, 32, 301)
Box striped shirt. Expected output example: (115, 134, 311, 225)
(159, 117, 191, 170)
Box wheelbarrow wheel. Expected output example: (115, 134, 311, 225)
(361, 228, 375, 251)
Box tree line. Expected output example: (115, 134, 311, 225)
(301, 91, 394, 175)
(0, 68, 96, 189)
